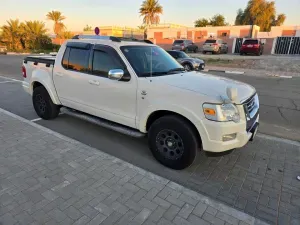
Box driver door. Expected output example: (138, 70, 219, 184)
(86, 45, 138, 128)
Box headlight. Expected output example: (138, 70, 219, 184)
(203, 103, 240, 123)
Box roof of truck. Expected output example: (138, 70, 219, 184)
(65, 35, 155, 48)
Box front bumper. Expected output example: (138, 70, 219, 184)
(197, 63, 205, 70)
(199, 115, 259, 152)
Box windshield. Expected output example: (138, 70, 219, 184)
(177, 51, 189, 58)
(243, 40, 259, 45)
(173, 40, 184, 44)
(120, 46, 184, 77)
(204, 40, 217, 44)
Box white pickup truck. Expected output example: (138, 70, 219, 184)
(22, 35, 259, 170)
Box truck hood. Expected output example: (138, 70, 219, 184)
(178, 58, 204, 64)
(154, 72, 255, 104)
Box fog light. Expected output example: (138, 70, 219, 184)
(222, 133, 237, 142)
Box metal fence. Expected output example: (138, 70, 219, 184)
(234, 38, 244, 53)
(274, 37, 300, 55)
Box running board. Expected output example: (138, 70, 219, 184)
(61, 107, 145, 138)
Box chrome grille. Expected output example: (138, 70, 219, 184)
(243, 94, 259, 132)
(246, 96, 256, 114)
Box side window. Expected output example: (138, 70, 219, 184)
(68, 48, 90, 72)
(62, 47, 70, 69)
(92, 50, 124, 78)
(168, 51, 176, 58)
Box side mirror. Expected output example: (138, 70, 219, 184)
(108, 69, 124, 81)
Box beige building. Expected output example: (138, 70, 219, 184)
(147, 24, 300, 55)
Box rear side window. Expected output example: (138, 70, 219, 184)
(92, 50, 124, 78)
(205, 40, 217, 44)
(174, 40, 184, 44)
(243, 40, 259, 45)
(62, 47, 70, 68)
(68, 48, 90, 72)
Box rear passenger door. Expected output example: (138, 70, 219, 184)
(53, 42, 92, 111)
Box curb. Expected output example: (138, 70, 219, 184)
(203, 69, 245, 75)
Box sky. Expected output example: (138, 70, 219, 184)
(0, 0, 299, 33)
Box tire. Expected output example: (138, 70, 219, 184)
(148, 115, 198, 170)
(194, 47, 198, 53)
(183, 63, 193, 71)
(32, 86, 60, 120)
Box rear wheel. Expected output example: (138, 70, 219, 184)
(32, 86, 60, 120)
(194, 47, 198, 53)
(148, 115, 198, 170)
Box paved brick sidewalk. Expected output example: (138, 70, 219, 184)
(0, 109, 268, 225)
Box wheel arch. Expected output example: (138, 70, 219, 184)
(182, 61, 193, 70)
(145, 110, 202, 147)
(31, 80, 61, 105)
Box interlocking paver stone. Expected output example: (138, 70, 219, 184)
(0, 110, 274, 225)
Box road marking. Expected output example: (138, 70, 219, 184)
(279, 76, 293, 79)
(0, 81, 18, 84)
(30, 113, 64, 123)
(225, 71, 245, 75)
(31, 118, 42, 122)
(0, 75, 22, 82)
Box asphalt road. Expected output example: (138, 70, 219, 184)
(1, 55, 300, 224)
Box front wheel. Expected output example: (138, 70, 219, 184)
(33, 86, 60, 120)
(148, 115, 198, 170)
(183, 63, 193, 71)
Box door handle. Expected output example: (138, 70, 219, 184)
(89, 80, 100, 86)
(56, 72, 63, 77)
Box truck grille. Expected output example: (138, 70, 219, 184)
(243, 94, 259, 132)
(245, 95, 256, 114)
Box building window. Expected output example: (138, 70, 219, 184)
(221, 32, 228, 37)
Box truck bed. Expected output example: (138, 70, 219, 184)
(24, 55, 56, 66)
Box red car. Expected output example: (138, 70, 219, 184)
(240, 39, 264, 56)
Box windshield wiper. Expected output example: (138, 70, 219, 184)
(166, 68, 185, 74)
(140, 68, 185, 77)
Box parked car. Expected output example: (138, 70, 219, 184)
(172, 39, 198, 53)
(203, 39, 228, 54)
(0, 46, 7, 55)
(240, 39, 264, 56)
(22, 35, 259, 170)
(167, 50, 205, 71)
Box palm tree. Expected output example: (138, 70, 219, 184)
(22, 21, 47, 49)
(1, 19, 21, 50)
(46, 11, 66, 35)
(139, 0, 163, 26)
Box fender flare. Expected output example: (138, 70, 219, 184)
(30, 70, 61, 105)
